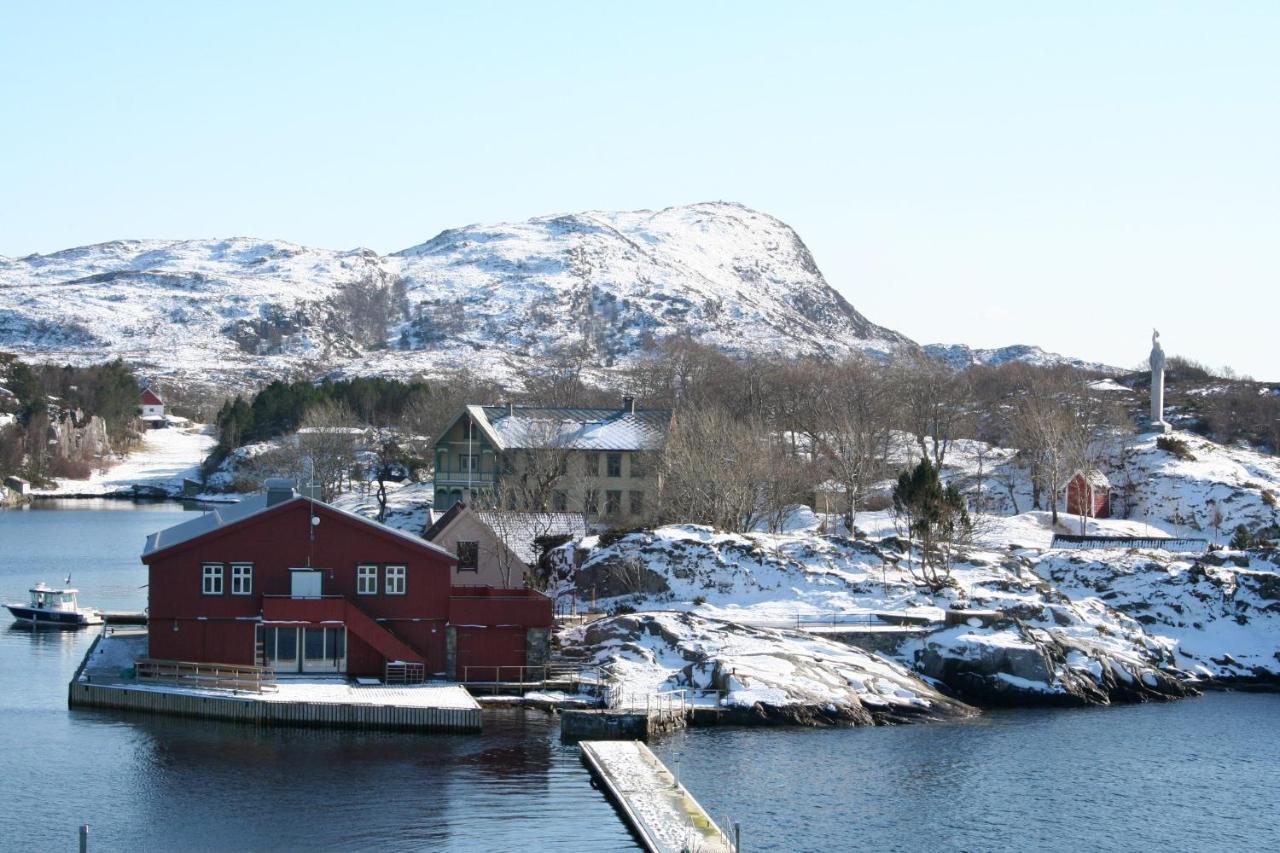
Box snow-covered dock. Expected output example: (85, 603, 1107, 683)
(69, 630, 481, 732)
(580, 740, 734, 853)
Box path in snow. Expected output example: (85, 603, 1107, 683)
(36, 423, 216, 497)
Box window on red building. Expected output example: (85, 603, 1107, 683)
(202, 563, 224, 595)
(231, 563, 253, 595)
(357, 564, 378, 595)
(385, 564, 406, 594)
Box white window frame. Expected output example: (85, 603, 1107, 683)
(385, 564, 406, 595)
(202, 563, 224, 595)
(356, 564, 379, 595)
(230, 563, 253, 596)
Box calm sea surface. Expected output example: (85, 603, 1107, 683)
(2, 502, 1278, 852)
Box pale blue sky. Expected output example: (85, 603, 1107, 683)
(2, 2, 1276, 377)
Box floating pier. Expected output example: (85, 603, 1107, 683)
(580, 740, 734, 853)
(101, 611, 147, 625)
(69, 629, 481, 733)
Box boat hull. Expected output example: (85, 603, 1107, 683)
(5, 605, 101, 627)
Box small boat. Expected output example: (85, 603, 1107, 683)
(5, 582, 103, 627)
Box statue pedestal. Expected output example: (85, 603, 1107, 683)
(1149, 420, 1172, 434)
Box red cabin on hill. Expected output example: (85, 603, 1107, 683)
(1065, 470, 1111, 519)
(141, 480, 552, 679)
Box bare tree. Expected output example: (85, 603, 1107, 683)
(399, 367, 505, 447)
(812, 358, 894, 530)
(494, 419, 581, 512)
(297, 400, 360, 501)
(1008, 369, 1128, 526)
(370, 428, 402, 522)
(893, 357, 973, 469)
(659, 406, 770, 532)
(477, 511, 528, 588)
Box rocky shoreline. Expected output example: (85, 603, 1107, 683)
(556, 525, 1279, 724)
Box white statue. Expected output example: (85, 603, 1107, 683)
(1150, 329, 1169, 432)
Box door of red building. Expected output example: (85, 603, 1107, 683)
(260, 625, 347, 674)
(455, 627, 526, 680)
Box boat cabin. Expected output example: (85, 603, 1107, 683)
(29, 584, 80, 611)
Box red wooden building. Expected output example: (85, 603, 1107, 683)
(141, 480, 552, 679)
(1065, 470, 1111, 519)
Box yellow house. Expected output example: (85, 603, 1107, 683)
(432, 397, 670, 527)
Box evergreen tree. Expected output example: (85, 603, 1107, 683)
(892, 457, 972, 590)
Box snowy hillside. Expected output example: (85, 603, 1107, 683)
(0, 203, 912, 389)
(923, 342, 1122, 374)
(883, 428, 1280, 543)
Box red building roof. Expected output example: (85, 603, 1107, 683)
(140, 388, 164, 406)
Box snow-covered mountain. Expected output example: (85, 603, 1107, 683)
(923, 343, 1122, 374)
(0, 202, 912, 388)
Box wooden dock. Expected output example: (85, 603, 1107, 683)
(69, 629, 482, 733)
(101, 611, 147, 625)
(69, 680, 481, 731)
(580, 740, 734, 853)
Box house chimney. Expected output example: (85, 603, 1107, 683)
(264, 478, 296, 507)
(622, 396, 635, 414)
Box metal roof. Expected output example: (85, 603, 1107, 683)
(474, 511, 588, 565)
(142, 492, 454, 560)
(466, 405, 670, 452)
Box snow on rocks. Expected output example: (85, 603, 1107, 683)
(1032, 548, 1280, 686)
(568, 525, 1200, 708)
(567, 611, 975, 725)
(330, 481, 435, 536)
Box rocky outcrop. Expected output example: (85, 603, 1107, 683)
(47, 408, 110, 459)
(914, 619, 1194, 707)
(1033, 548, 1280, 688)
(570, 611, 976, 727)
(563, 525, 1268, 710)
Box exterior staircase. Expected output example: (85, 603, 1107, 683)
(260, 596, 426, 666)
(340, 601, 426, 665)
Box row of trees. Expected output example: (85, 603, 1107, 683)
(639, 342, 1130, 534)
(205, 339, 1136, 533)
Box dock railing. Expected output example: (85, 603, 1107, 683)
(462, 664, 549, 694)
(134, 658, 277, 693)
(645, 688, 689, 719)
(604, 683, 694, 717)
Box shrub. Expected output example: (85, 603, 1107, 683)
(47, 457, 92, 479)
(1156, 435, 1196, 461)
(610, 603, 636, 616)
(599, 526, 645, 548)
(692, 595, 707, 607)
(1230, 525, 1253, 550)
(1262, 490, 1277, 508)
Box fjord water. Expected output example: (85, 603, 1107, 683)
(2, 503, 1278, 852)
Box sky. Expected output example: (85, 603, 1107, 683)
(2, 2, 1276, 378)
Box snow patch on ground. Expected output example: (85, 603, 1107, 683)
(32, 424, 216, 498)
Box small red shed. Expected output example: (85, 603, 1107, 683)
(1065, 470, 1111, 519)
(141, 480, 552, 680)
